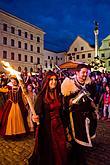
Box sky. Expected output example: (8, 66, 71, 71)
(0, 0, 110, 52)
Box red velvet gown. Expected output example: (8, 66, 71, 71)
(29, 98, 67, 165)
(49, 100, 67, 165)
(0, 85, 29, 136)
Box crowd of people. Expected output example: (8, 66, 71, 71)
(0, 64, 110, 165)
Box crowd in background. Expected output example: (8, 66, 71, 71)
(0, 69, 110, 125)
(0, 68, 110, 165)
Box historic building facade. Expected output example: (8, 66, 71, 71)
(1, 10, 110, 73)
(99, 35, 110, 71)
(43, 49, 65, 70)
(0, 9, 44, 72)
(66, 36, 95, 64)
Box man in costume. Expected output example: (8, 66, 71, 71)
(61, 62, 98, 165)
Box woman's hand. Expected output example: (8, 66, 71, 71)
(67, 133, 72, 142)
(66, 127, 72, 142)
(32, 114, 40, 125)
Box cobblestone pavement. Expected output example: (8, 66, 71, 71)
(0, 133, 35, 165)
(0, 120, 110, 165)
(85, 120, 110, 165)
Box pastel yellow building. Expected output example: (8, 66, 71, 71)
(67, 36, 95, 64)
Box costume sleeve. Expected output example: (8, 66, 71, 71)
(62, 96, 71, 129)
(0, 87, 8, 93)
(34, 94, 43, 116)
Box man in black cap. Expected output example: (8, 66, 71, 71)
(61, 62, 98, 165)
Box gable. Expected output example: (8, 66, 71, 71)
(68, 36, 94, 53)
(103, 35, 110, 41)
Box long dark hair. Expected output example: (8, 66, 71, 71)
(38, 70, 60, 104)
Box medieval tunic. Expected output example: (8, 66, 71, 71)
(61, 76, 97, 147)
(0, 85, 29, 136)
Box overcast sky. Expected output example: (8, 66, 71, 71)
(0, 0, 110, 52)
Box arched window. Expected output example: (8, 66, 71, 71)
(18, 66, 21, 72)
(24, 67, 27, 72)
(30, 68, 33, 72)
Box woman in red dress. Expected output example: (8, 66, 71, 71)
(0, 76, 29, 136)
(29, 70, 68, 165)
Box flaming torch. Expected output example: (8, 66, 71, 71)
(1, 61, 39, 125)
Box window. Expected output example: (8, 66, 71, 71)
(51, 57, 53, 60)
(81, 46, 84, 50)
(25, 55, 27, 62)
(37, 36, 40, 42)
(18, 54, 21, 61)
(109, 61, 110, 66)
(48, 56, 50, 59)
(109, 43, 110, 47)
(37, 47, 40, 53)
(30, 56, 33, 63)
(101, 53, 105, 57)
(11, 39, 15, 46)
(30, 45, 33, 51)
(3, 51, 7, 59)
(24, 67, 27, 72)
(30, 34, 33, 40)
(11, 27, 15, 34)
(30, 68, 33, 72)
(3, 37, 7, 45)
(24, 43, 27, 50)
(25, 32, 28, 38)
(67, 53, 71, 56)
(3, 23, 7, 31)
(82, 54, 85, 59)
(37, 57, 40, 64)
(88, 53, 91, 58)
(76, 55, 79, 59)
(74, 48, 77, 51)
(45, 61, 47, 68)
(69, 56, 72, 60)
(18, 66, 21, 72)
(18, 29, 21, 36)
(50, 62, 52, 68)
(11, 52, 14, 60)
(18, 41, 21, 48)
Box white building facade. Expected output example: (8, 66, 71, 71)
(66, 36, 95, 64)
(0, 9, 45, 72)
(43, 49, 65, 70)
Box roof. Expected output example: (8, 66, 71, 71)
(0, 9, 45, 33)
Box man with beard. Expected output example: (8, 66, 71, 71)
(61, 63, 98, 165)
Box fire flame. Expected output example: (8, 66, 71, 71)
(1, 61, 21, 79)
